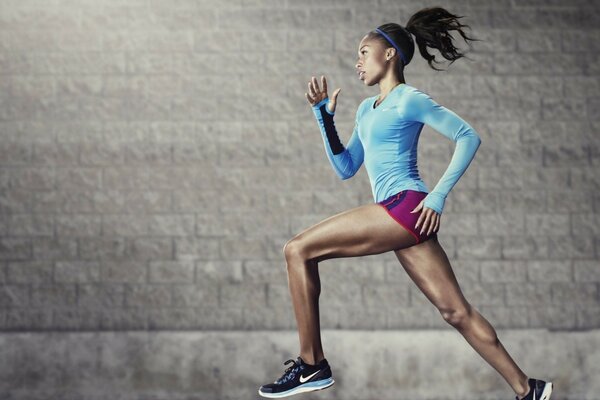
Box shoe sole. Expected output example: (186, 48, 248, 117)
(258, 378, 335, 398)
(539, 381, 553, 400)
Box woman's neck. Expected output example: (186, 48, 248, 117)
(376, 80, 405, 106)
(377, 74, 406, 101)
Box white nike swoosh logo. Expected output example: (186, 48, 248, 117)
(299, 370, 320, 383)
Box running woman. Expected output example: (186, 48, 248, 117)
(259, 7, 553, 400)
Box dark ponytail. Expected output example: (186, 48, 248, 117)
(405, 7, 480, 71)
(374, 7, 480, 72)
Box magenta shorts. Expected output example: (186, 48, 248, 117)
(376, 190, 438, 244)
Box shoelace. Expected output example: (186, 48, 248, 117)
(275, 358, 303, 385)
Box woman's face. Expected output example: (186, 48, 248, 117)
(356, 36, 391, 86)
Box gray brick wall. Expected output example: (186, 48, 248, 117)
(0, 0, 598, 332)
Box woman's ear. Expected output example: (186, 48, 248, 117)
(386, 48, 395, 61)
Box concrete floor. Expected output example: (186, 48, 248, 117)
(0, 328, 596, 400)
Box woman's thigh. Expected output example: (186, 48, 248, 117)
(286, 202, 419, 263)
(393, 238, 469, 315)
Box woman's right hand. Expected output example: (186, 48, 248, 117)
(305, 75, 341, 114)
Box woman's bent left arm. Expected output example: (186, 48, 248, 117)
(408, 90, 482, 215)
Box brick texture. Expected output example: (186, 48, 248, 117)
(0, 0, 598, 332)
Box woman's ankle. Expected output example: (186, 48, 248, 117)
(517, 380, 531, 400)
(300, 354, 325, 366)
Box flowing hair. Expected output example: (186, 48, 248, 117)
(375, 7, 481, 71)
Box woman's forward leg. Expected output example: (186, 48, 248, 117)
(284, 202, 418, 365)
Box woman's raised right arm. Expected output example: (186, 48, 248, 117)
(311, 97, 364, 180)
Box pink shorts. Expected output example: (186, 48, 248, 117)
(377, 190, 438, 244)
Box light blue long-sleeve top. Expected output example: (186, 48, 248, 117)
(311, 83, 481, 215)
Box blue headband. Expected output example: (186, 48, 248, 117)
(375, 28, 408, 65)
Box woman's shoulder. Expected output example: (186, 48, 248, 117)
(395, 84, 439, 120)
(399, 84, 437, 108)
(401, 83, 431, 98)
(356, 96, 374, 117)
(359, 95, 375, 108)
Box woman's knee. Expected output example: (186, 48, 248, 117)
(283, 236, 308, 262)
(439, 303, 473, 328)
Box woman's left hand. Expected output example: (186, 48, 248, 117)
(411, 199, 440, 236)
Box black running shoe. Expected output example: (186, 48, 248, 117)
(258, 356, 335, 398)
(516, 378, 553, 400)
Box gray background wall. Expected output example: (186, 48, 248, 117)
(0, 0, 598, 399)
